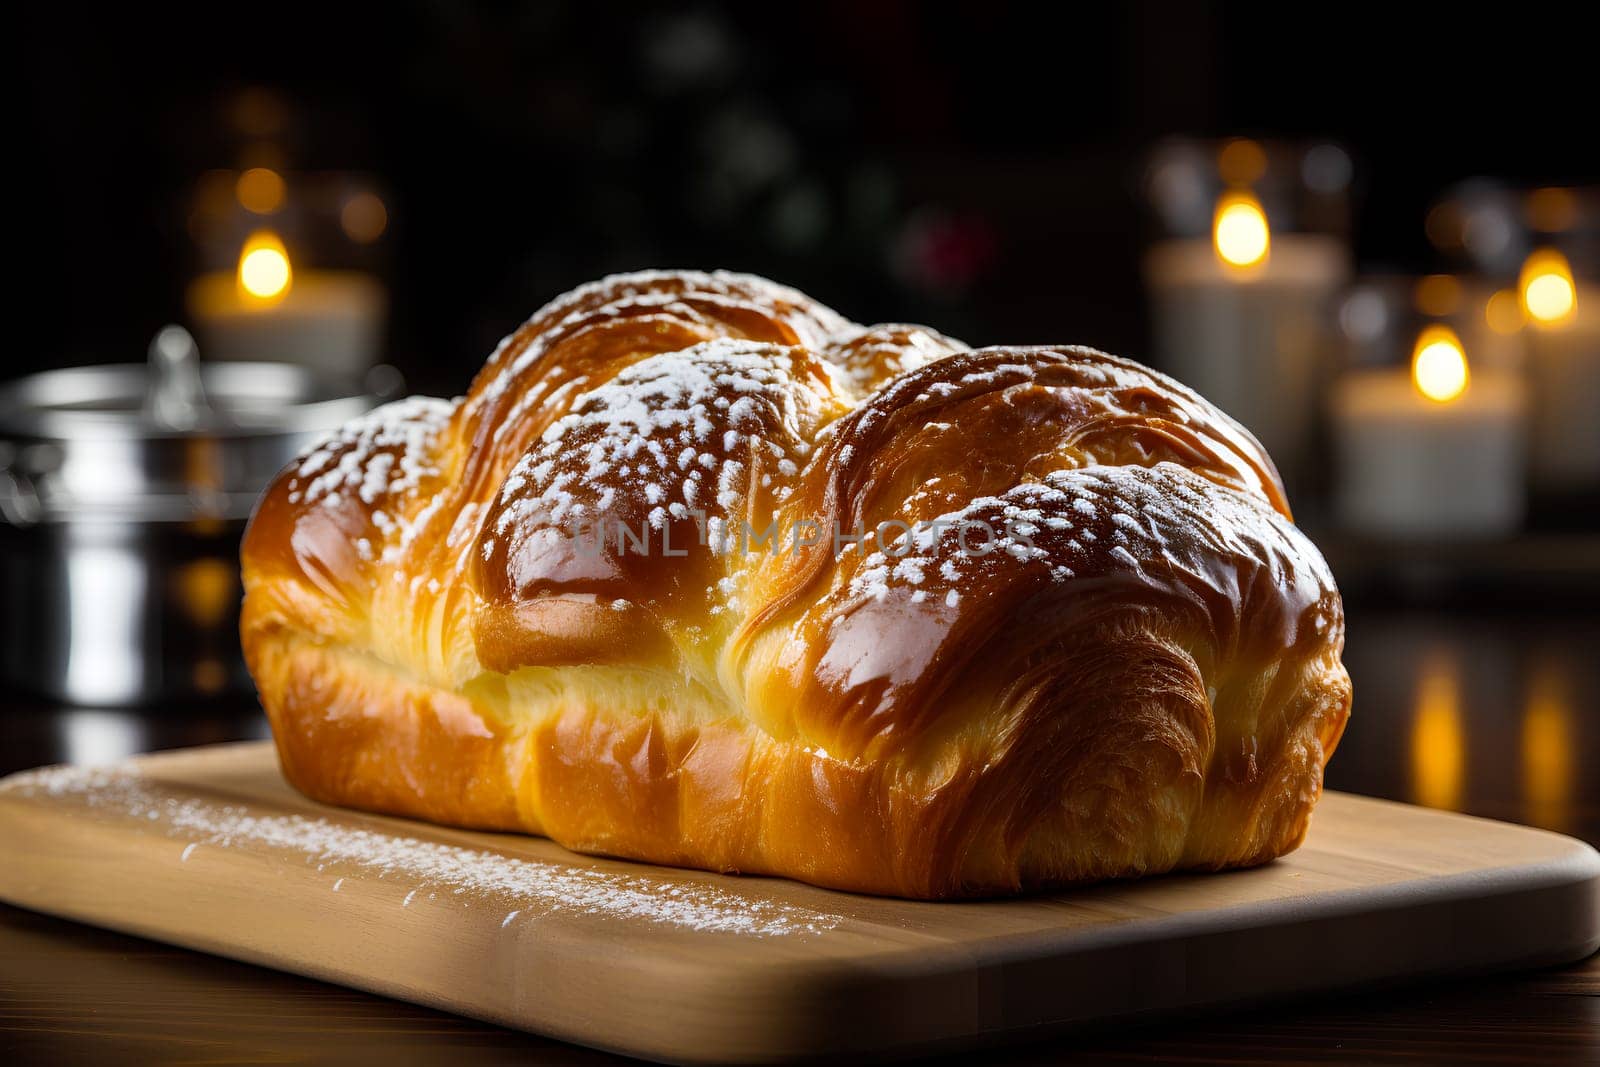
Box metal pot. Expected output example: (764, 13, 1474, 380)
(0, 327, 391, 706)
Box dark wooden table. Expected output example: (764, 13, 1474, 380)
(2, 605, 1597, 1064)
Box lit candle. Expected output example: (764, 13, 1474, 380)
(186, 229, 386, 379)
(1331, 325, 1526, 537)
(1144, 188, 1348, 491)
(1518, 248, 1600, 492)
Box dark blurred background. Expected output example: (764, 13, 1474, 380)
(17, 1, 1599, 390)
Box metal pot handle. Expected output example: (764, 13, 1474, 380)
(0, 441, 43, 527)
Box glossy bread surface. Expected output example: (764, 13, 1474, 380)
(241, 270, 1351, 898)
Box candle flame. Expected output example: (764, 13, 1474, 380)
(237, 230, 292, 303)
(1411, 324, 1469, 403)
(1519, 248, 1577, 325)
(1213, 190, 1270, 269)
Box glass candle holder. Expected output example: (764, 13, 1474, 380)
(1142, 137, 1355, 496)
(185, 168, 391, 381)
(1330, 274, 1527, 538)
(1428, 184, 1600, 493)
(180, 89, 393, 383)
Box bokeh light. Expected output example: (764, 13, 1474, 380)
(1411, 324, 1469, 403)
(236, 230, 292, 302)
(1212, 191, 1270, 268)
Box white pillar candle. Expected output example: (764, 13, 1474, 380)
(1145, 219, 1347, 489)
(1331, 333, 1526, 538)
(1523, 279, 1600, 492)
(186, 230, 386, 380)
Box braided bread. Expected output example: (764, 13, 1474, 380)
(240, 270, 1350, 899)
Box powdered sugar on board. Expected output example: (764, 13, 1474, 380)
(3, 764, 841, 938)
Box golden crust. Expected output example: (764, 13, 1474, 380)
(241, 269, 1351, 899)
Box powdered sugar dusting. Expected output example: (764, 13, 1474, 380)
(474, 269, 850, 413)
(823, 323, 969, 394)
(4, 764, 841, 938)
(287, 397, 454, 511)
(486, 342, 838, 617)
(828, 462, 1330, 645)
(283, 397, 457, 568)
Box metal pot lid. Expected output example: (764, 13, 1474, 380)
(0, 326, 392, 524)
(0, 327, 381, 440)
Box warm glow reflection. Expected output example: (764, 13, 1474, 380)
(237, 230, 292, 302)
(1520, 248, 1577, 324)
(193, 659, 229, 694)
(340, 190, 388, 243)
(1414, 274, 1462, 317)
(1425, 201, 1463, 252)
(174, 558, 236, 628)
(1217, 138, 1268, 185)
(1411, 324, 1469, 403)
(1522, 664, 1575, 832)
(1526, 187, 1577, 233)
(1213, 191, 1270, 269)
(235, 167, 286, 214)
(1411, 655, 1465, 811)
(1484, 288, 1525, 335)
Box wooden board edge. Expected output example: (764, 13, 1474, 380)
(2, 747, 1598, 1063)
(774, 847, 1600, 1061)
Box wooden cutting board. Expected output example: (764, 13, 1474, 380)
(0, 742, 1595, 1064)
